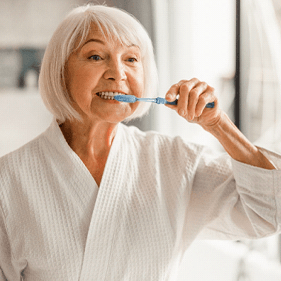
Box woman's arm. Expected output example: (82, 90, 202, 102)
(165, 78, 275, 170)
(203, 111, 275, 169)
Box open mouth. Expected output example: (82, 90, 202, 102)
(97, 91, 126, 100)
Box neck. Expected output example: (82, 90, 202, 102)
(60, 118, 118, 158)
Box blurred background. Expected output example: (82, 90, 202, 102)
(1, 0, 281, 280)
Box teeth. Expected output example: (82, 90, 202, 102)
(98, 92, 126, 100)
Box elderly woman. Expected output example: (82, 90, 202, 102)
(0, 4, 280, 281)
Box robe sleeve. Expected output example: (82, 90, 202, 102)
(185, 147, 281, 240)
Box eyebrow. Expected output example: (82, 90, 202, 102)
(82, 38, 105, 47)
(82, 38, 139, 49)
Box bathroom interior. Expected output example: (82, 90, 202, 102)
(1, 0, 281, 280)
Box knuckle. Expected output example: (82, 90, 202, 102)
(198, 94, 208, 103)
(189, 88, 199, 97)
(180, 83, 191, 93)
(179, 79, 188, 84)
(201, 81, 208, 89)
(190, 77, 199, 84)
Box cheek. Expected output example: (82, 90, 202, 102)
(131, 70, 145, 96)
(66, 70, 97, 102)
(65, 57, 93, 90)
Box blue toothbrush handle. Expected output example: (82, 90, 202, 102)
(165, 100, 177, 105)
(157, 98, 215, 108)
(115, 95, 215, 108)
(205, 102, 215, 108)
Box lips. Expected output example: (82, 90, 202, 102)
(97, 91, 126, 100)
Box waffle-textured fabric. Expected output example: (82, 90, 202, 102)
(1, 119, 281, 281)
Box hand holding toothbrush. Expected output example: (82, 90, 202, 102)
(164, 78, 222, 130)
(163, 78, 274, 169)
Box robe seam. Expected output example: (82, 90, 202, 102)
(0, 200, 16, 262)
(103, 199, 125, 280)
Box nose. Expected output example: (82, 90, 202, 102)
(103, 59, 127, 82)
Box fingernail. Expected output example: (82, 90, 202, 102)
(179, 109, 185, 116)
(167, 93, 173, 100)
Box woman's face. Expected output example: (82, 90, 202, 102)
(64, 25, 144, 124)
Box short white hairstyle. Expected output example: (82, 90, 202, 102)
(39, 4, 158, 123)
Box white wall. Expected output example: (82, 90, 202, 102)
(0, 89, 52, 157)
(0, 0, 83, 48)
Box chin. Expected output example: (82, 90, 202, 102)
(96, 111, 132, 124)
(93, 105, 136, 123)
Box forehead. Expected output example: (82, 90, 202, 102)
(86, 24, 107, 40)
(79, 23, 140, 50)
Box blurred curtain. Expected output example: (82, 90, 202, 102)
(151, 0, 235, 149)
(241, 0, 281, 152)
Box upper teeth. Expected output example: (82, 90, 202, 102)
(98, 91, 126, 100)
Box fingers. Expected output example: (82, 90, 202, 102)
(165, 79, 199, 112)
(165, 83, 181, 102)
(194, 89, 215, 117)
(177, 78, 200, 117)
(185, 81, 208, 119)
(165, 78, 216, 121)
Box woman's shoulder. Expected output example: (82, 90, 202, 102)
(0, 133, 43, 162)
(0, 133, 47, 184)
(0, 136, 44, 214)
(0, 119, 56, 166)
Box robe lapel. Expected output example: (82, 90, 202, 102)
(79, 124, 129, 280)
(46, 119, 100, 230)
(44, 119, 101, 274)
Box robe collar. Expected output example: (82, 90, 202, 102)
(44, 118, 130, 280)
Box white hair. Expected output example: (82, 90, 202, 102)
(39, 4, 158, 123)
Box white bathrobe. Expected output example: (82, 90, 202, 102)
(0, 119, 281, 281)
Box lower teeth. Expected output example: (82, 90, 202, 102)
(100, 95, 113, 100)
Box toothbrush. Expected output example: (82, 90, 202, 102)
(114, 95, 215, 108)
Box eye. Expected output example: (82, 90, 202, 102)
(127, 57, 138, 63)
(88, 55, 102, 61)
